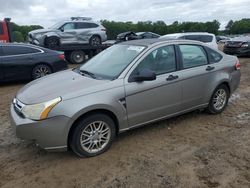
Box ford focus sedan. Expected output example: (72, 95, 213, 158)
(10, 39, 241, 157)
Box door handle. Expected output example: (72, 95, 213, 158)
(206, 66, 215, 71)
(166, 75, 179, 81)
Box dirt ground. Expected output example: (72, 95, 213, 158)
(0, 57, 250, 188)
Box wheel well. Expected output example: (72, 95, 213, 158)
(220, 82, 231, 94)
(44, 36, 60, 45)
(90, 34, 101, 41)
(67, 109, 119, 148)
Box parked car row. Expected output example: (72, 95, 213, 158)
(0, 43, 68, 82)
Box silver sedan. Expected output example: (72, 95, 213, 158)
(10, 39, 241, 157)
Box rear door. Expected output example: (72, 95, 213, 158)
(1, 45, 40, 81)
(76, 22, 99, 43)
(176, 44, 216, 110)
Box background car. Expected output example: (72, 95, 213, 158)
(11, 39, 240, 157)
(0, 43, 67, 82)
(223, 37, 250, 57)
(28, 17, 107, 48)
(160, 32, 218, 49)
(116, 31, 160, 43)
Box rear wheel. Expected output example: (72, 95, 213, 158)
(45, 37, 60, 49)
(208, 85, 229, 114)
(89, 35, 101, 46)
(70, 114, 116, 157)
(32, 64, 52, 80)
(70, 50, 86, 64)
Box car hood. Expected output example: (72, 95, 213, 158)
(16, 70, 112, 104)
(29, 28, 56, 35)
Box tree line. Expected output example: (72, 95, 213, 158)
(10, 18, 250, 42)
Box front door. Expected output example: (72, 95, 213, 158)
(125, 45, 182, 127)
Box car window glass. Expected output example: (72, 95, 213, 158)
(76, 22, 88, 29)
(142, 33, 152, 38)
(2, 46, 41, 56)
(62, 23, 75, 30)
(135, 45, 176, 75)
(200, 35, 213, 42)
(179, 45, 208, 69)
(87, 23, 99, 28)
(0, 23, 3, 35)
(206, 47, 223, 63)
(184, 35, 200, 41)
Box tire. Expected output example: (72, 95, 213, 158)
(69, 114, 116, 157)
(89, 35, 101, 46)
(32, 64, 52, 80)
(45, 37, 60, 49)
(207, 84, 230, 114)
(70, 50, 86, 64)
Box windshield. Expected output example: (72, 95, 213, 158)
(49, 21, 64, 29)
(79, 44, 146, 80)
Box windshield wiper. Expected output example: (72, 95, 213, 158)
(79, 70, 96, 79)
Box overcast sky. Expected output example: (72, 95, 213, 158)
(0, 0, 250, 29)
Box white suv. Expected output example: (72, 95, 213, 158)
(160, 32, 218, 49)
(28, 17, 107, 48)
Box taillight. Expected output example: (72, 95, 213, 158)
(101, 28, 106, 31)
(235, 60, 240, 70)
(58, 54, 65, 60)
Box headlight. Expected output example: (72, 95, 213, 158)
(34, 33, 43, 39)
(21, 97, 61, 120)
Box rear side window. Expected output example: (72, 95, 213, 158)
(200, 35, 213, 42)
(2, 46, 41, 56)
(77, 22, 98, 29)
(206, 47, 223, 63)
(179, 45, 208, 69)
(184, 35, 200, 41)
(184, 35, 213, 43)
(0, 23, 3, 35)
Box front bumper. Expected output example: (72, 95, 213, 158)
(10, 103, 70, 151)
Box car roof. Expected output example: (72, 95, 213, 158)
(162, 32, 215, 37)
(120, 38, 204, 47)
(0, 42, 42, 48)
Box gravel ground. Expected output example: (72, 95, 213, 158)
(0, 57, 249, 188)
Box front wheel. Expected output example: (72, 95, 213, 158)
(208, 85, 230, 114)
(45, 37, 60, 49)
(69, 114, 116, 157)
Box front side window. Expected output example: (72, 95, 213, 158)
(79, 44, 145, 80)
(62, 23, 76, 30)
(179, 45, 208, 69)
(2, 46, 41, 56)
(135, 45, 176, 75)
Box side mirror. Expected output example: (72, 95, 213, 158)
(129, 69, 156, 82)
(60, 28, 64, 32)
